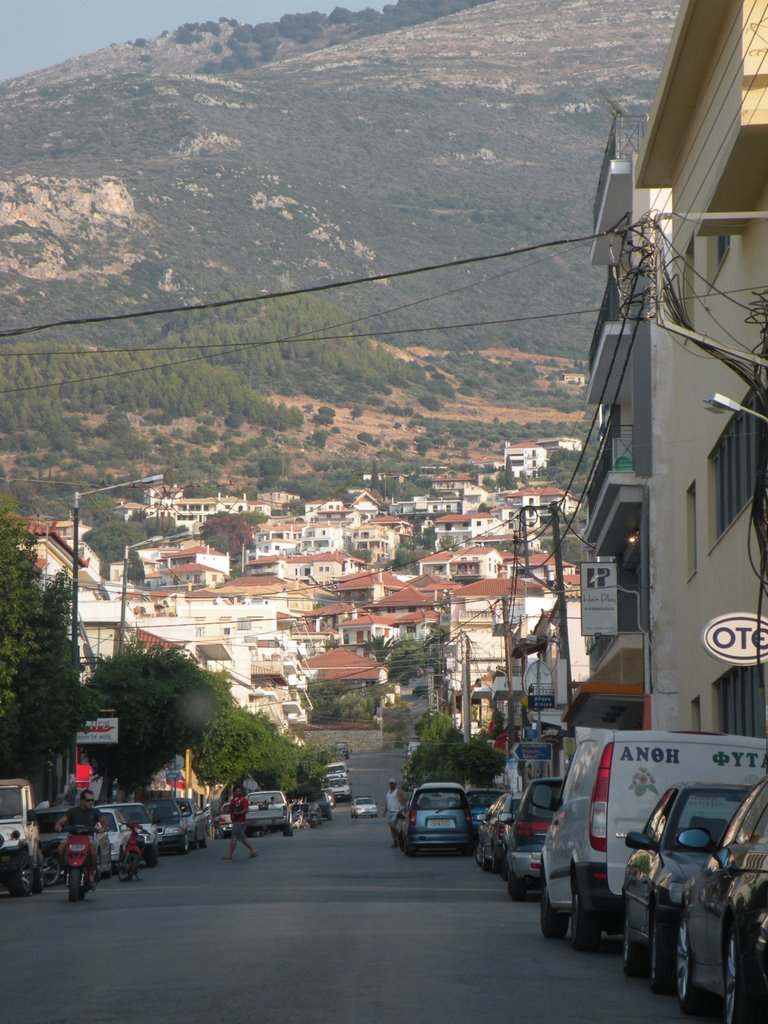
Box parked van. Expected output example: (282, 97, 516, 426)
(539, 729, 767, 951)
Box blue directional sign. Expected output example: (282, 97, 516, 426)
(509, 743, 553, 762)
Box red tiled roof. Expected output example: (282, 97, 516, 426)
(456, 578, 545, 598)
(306, 648, 384, 682)
(334, 570, 407, 591)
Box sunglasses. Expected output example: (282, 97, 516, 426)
(81, 797, 94, 803)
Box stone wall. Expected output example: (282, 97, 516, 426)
(301, 723, 382, 753)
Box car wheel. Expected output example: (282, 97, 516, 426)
(540, 877, 569, 939)
(490, 844, 501, 875)
(100, 848, 111, 879)
(622, 906, 649, 977)
(649, 910, 674, 994)
(676, 914, 708, 1015)
(571, 877, 601, 952)
(43, 853, 61, 887)
(474, 840, 483, 868)
(178, 834, 189, 855)
(724, 923, 762, 1024)
(499, 849, 509, 880)
(199, 831, 207, 849)
(8, 853, 32, 897)
(508, 867, 527, 902)
(404, 841, 416, 857)
(145, 845, 159, 868)
(189, 831, 198, 850)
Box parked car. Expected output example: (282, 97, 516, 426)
(676, 776, 768, 1020)
(316, 791, 334, 821)
(36, 806, 111, 884)
(505, 777, 562, 901)
(145, 800, 189, 854)
(97, 807, 131, 873)
(334, 742, 350, 760)
(0, 779, 43, 897)
(475, 792, 519, 875)
(622, 781, 750, 993)
(98, 802, 160, 867)
(214, 802, 232, 839)
(540, 729, 766, 952)
(398, 782, 474, 857)
(325, 762, 348, 779)
(466, 788, 504, 836)
(350, 796, 378, 819)
(175, 797, 209, 849)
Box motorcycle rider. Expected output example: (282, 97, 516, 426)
(55, 788, 108, 879)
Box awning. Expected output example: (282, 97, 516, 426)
(196, 642, 232, 662)
(563, 681, 645, 730)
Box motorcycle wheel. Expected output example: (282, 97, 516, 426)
(68, 867, 81, 902)
(119, 851, 138, 881)
(43, 854, 61, 887)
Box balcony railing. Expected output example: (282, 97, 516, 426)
(589, 277, 623, 370)
(593, 115, 647, 229)
(588, 424, 634, 514)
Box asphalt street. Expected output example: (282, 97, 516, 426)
(1, 750, 709, 1024)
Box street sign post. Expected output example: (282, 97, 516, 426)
(525, 661, 554, 710)
(76, 717, 118, 745)
(509, 742, 553, 762)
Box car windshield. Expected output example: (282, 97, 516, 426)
(148, 802, 181, 822)
(109, 805, 149, 823)
(467, 790, 502, 808)
(668, 787, 750, 846)
(356, 798, 374, 805)
(100, 811, 118, 829)
(0, 788, 22, 817)
(415, 789, 464, 811)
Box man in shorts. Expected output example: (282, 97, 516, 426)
(384, 778, 406, 847)
(223, 784, 257, 860)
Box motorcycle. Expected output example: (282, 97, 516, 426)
(62, 825, 98, 902)
(118, 822, 146, 881)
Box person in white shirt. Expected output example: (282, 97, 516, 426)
(384, 779, 406, 848)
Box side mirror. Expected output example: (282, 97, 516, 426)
(531, 787, 557, 811)
(676, 827, 712, 851)
(625, 830, 654, 851)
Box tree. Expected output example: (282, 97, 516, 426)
(199, 512, 254, 557)
(0, 501, 42, 712)
(0, 574, 97, 778)
(85, 646, 219, 795)
(402, 713, 505, 788)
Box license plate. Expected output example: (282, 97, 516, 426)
(427, 819, 455, 829)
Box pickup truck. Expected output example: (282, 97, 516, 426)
(0, 778, 44, 897)
(245, 791, 293, 837)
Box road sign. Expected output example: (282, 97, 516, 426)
(509, 742, 553, 762)
(76, 717, 118, 745)
(525, 661, 554, 710)
(581, 561, 618, 635)
(165, 769, 183, 781)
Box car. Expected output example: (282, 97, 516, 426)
(622, 781, 750, 993)
(145, 800, 189, 854)
(334, 742, 350, 760)
(96, 807, 131, 873)
(316, 791, 334, 821)
(175, 797, 209, 849)
(325, 762, 348, 781)
(98, 802, 160, 867)
(350, 796, 378, 819)
(466, 788, 504, 836)
(540, 729, 766, 952)
(0, 779, 43, 897)
(326, 776, 352, 802)
(214, 801, 232, 839)
(406, 739, 421, 757)
(475, 792, 519, 875)
(398, 781, 474, 857)
(36, 806, 111, 884)
(505, 777, 562, 902)
(676, 777, 768, 1020)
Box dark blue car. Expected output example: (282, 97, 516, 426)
(466, 788, 504, 837)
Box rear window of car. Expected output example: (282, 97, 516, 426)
(148, 802, 181, 822)
(668, 787, 750, 846)
(415, 789, 466, 811)
(111, 804, 149, 824)
(518, 782, 560, 822)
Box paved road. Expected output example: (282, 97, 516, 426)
(1, 751, 705, 1024)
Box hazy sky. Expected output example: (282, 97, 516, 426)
(1, 2, 385, 81)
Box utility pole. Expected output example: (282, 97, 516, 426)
(462, 633, 472, 742)
(550, 502, 573, 719)
(502, 596, 516, 754)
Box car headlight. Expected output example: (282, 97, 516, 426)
(667, 883, 684, 906)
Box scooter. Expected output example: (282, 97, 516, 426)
(118, 822, 146, 881)
(62, 825, 98, 902)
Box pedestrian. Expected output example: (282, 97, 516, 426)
(384, 778, 406, 847)
(223, 784, 257, 860)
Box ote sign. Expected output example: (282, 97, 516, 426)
(580, 561, 618, 636)
(701, 613, 768, 665)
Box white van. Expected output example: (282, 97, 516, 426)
(540, 729, 767, 951)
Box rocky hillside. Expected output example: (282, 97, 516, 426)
(0, 0, 679, 507)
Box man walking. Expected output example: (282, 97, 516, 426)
(384, 778, 406, 847)
(223, 784, 258, 860)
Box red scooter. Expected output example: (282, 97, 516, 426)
(118, 822, 146, 882)
(63, 825, 98, 902)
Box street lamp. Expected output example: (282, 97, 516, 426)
(703, 393, 768, 426)
(71, 474, 163, 672)
(119, 530, 189, 653)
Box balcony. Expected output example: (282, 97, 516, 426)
(586, 277, 635, 406)
(591, 115, 646, 264)
(585, 424, 644, 555)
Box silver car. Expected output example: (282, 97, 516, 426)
(95, 807, 131, 873)
(350, 796, 378, 819)
(175, 797, 209, 850)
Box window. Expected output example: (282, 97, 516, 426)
(686, 482, 697, 576)
(717, 664, 764, 737)
(717, 234, 731, 265)
(712, 407, 759, 536)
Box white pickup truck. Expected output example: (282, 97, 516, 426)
(245, 790, 293, 837)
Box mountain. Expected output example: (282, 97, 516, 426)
(0, 0, 678, 509)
